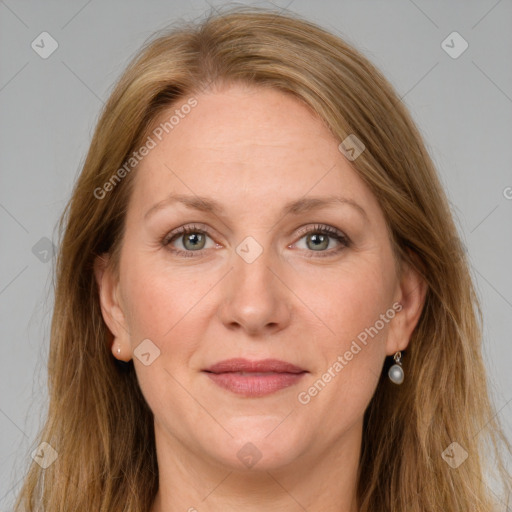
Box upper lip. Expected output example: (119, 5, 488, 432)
(203, 358, 306, 374)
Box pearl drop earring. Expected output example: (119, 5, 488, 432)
(388, 351, 404, 385)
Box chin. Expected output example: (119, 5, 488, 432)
(204, 423, 306, 472)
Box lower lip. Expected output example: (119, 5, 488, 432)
(204, 372, 306, 396)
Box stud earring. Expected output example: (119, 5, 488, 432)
(388, 351, 404, 385)
(116, 346, 121, 355)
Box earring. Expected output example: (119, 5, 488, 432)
(116, 346, 121, 355)
(388, 351, 404, 385)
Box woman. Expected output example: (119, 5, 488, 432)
(14, 7, 511, 511)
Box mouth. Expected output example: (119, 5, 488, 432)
(202, 358, 308, 397)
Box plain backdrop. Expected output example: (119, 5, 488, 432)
(1, 0, 511, 509)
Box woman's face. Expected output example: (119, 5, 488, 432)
(97, 83, 423, 472)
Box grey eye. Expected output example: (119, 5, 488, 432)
(304, 233, 330, 251)
(178, 232, 208, 251)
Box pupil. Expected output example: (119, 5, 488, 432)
(309, 233, 328, 250)
(185, 233, 204, 250)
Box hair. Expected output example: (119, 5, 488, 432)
(14, 6, 511, 511)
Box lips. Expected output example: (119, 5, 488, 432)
(204, 358, 306, 374)
(203, 358, 307, 397)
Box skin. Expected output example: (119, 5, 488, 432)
(95, 83, 426, 512)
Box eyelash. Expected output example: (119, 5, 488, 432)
(161, 223, 350, 259)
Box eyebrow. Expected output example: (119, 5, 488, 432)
(144, 193, 368, 221)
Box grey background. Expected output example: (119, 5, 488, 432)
(1, 0, 511, 509)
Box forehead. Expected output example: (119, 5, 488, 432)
(130, 84, 379, 218)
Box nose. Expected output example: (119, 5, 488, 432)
(217, 243, 292, 337)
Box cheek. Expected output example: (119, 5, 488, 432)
(119, 255, 210, 417)
(297, 257, 393, 411)
(312, 258, 394, 348)
(316, 279, 390, 390)
(120, 251, 214, 342)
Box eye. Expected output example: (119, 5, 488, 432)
(162, 223, 350, 259)
(292, 224, 350, 257)
(162, 223, 217, 257)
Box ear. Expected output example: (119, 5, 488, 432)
(386, 254, 427, 355)
(93, 253, 132, 361)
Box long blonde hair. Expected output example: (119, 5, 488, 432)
(14, 6, 511, 511)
